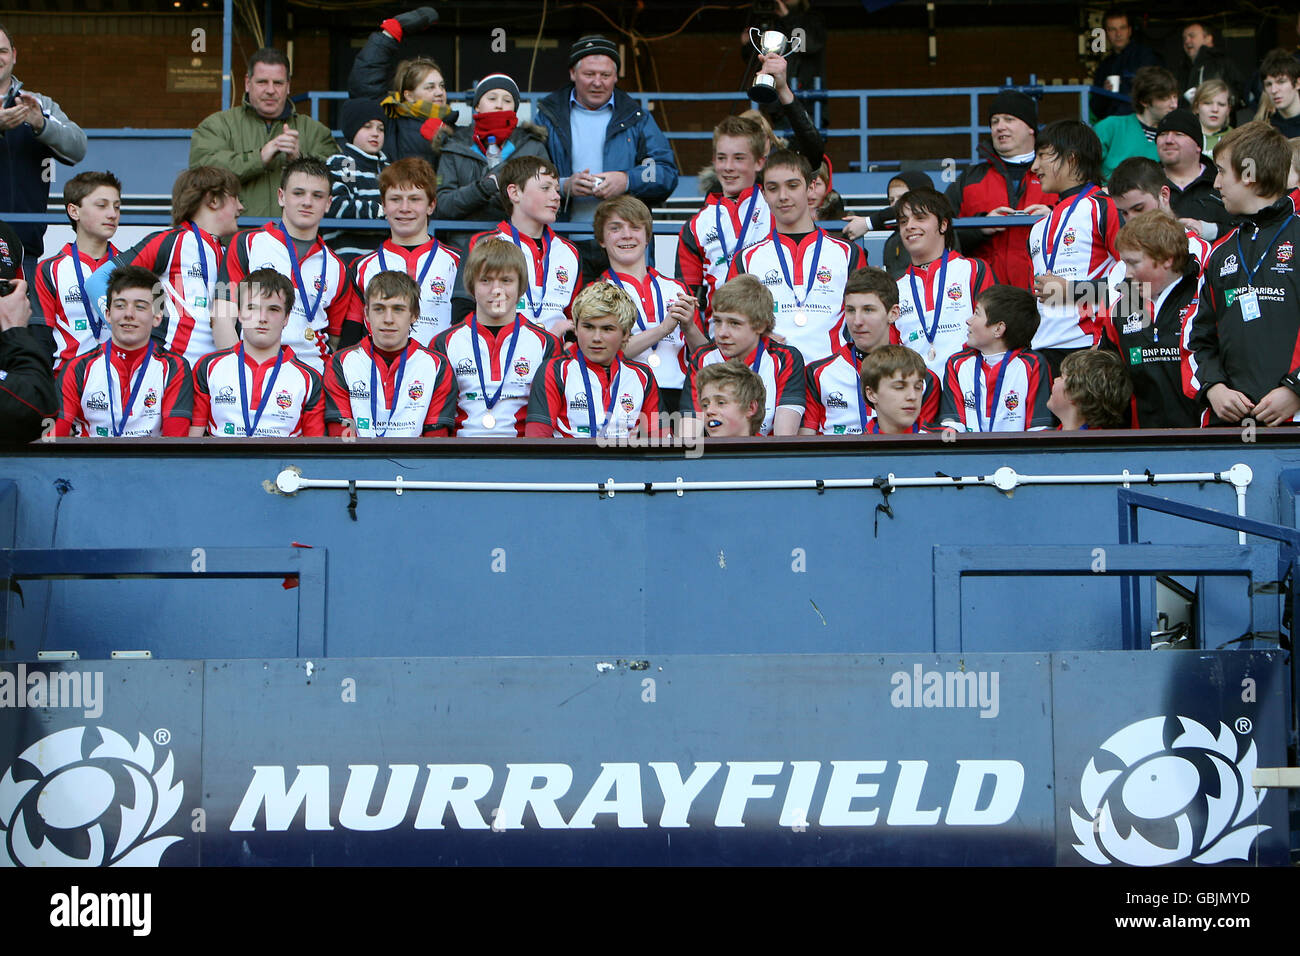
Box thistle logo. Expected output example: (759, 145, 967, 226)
(0, 726, 184, 867)
(1070, 716, 1267, 865)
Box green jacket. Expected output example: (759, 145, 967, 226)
(189, 97, 339, 217)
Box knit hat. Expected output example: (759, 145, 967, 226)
(340, 98, 386, 145)
(888, 170, 937, 195)
(987, 90, 1038, 131)
(569, 35, 620, 70)
(472, 73, 521, 110)
(1156, 108, 1203, 150)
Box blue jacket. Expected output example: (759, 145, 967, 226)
(535, 86, 678, 213)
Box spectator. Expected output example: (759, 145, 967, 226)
(1029, 120, 1120, 375)
(843, 170, 935, 279)
(1186, 122, 1299, 426)
(1091, 8, 1163, 119)
(325, 99, 390, 262)
(697, 360, 765, 437)
(535, 35, 678, 224)
(1095, 66, 1179, 181)
(1192, 79, 1234, 157)
(943, 90, 1057, 290)
(1048, 348, 1131, 430)
(0, 23, 87, 298)
(190, 48, 338, 218)
(0, 224, 56, 442)
(1176, 22, 1244, 107)
(84, 167, 242, 367)
(1107, 156, 1212, 273)
(436, 73, 551, 241)
(1256, 49, 1300, 138)
(347, 6, 454, 169)
(1155, 109, 1230, 241)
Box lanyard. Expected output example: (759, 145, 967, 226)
(971, 351, 1015, 432)
(188, 223, 211, 295)
(105, 341, 154, 437)
(276, 222, 326, 328)
(577, 352, 622, 437)
(237, 344, 286, 437)
(1043, 185, 1096, 274)
(868, 420, 920, 434)
(368, 345, 409, 437)
(508, 225, 551, 321)
(70, 249, 105, 341)
(470, 316, 523, 413)
(1236, 214, 1296, 288)
(606, 270, 663, 332)
(747, 338, 767, 373)
(378, 239, 440, 291)
(773, 230, 825, 309)
(907, 252, 949, 346)
(714, 188, 762, 265)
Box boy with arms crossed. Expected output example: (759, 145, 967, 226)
(525, 281, 661, 439)
(191, 269, 325, 437)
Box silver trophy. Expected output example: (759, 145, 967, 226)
(747, 28, 803, 104)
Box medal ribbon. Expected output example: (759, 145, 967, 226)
(713, 187, 762, 265)
(369, 344, 409, 437)
(237, 344, 286, 437)
(377, 239, 440, 290)
(907, 251, 949, 348)
(276, 222, 327, 330)
(606, 270, 663, 332)
(971, 350, 1016, 433)
(105, 341, 155, 437)
(773, 230, 825, 311)
(70, 249, 106, 341)
(1043, 185, 1097, 274)
(470, 315, 523, 416)
(508, 225, 551, 321)
(577, 351, 622, 437)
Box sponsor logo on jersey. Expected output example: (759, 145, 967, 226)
(86, 390, 109, 411)
(514, 357, 530, 377)
(0, 238, 9, 258)
(620, 393, 635, 413)
(963, 391, 976, 409)
(64, 285, 83, 303)
(142, 389, 158, 409)
(223, 422, 236, 434)
(455, 358, 476, 376)
(555, 267, 569, 285)
(816, 266, 833, 284)
(946, 283, 963, 301)
(1219, 254, 1239, 277)
(1029, 240, 1041, 257)
(214, 385, 237, 405)
(1003, 389, 1020, 411)
(703, 229, 719, 245)
(762, 269, 783, 287)
(1278, 241, 1293, 264)
(407, 381, 424, 401)
(826, 390, 848, 409)
(570, 392, 589, 410)
(349, 381, 369, 398)
(1062, 228, 1076, 247)
(275, 389, 293, 409)
(1121, 313, 1143, 334)
(1129, 346, 1143, 365)
(188, 263, 205, 278)
(430, 277, 447, 296)
(74, 319, 87, 331)
(1226, 286, 1287, 306)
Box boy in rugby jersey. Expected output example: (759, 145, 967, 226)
(432, 238, 561, 436)
(1048, 348, 1132, 430)
(731, 149, 866, 365)
(938, 284, 1053, 432)
(190, 269, 325, 437)
(802, 267, 941, 435)
(680, 274, 805, 437)
(37, 170, 122, 369)
(83, 166, 243, 368)
(595, 195, 705, 416)
(860, 345, 929, 435)
(452, 155, 580, 336)
(324, 270, 456, 438)
(218, 157, 361, 373)
(677, 115, 772, 320)
(1028, 120, 1121, 376)
(697, 360, 765, 438)
(892, 188, 994, 376)
(55, 265, 192, 437)
(345, 157, 460, 348)
(525, 281, 660, 438)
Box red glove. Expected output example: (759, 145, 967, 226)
(419, 116, 444, 141)
(381, 18, 404, 42)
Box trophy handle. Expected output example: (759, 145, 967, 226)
(786, 33, 804, 55)
(748, 27, 765, 53)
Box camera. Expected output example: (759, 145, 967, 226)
(0, 280, 13, 297)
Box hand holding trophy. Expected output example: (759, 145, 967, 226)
(747, 27, 803, 103)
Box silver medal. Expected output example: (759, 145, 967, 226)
(927, 347, 937, 362)
(648, 353, 661, 368)
(794, 309, 808, 327)
(482, 412, 497, 429)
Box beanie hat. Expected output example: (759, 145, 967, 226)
(889, 170, 937, 195)
(569, 35, 620, 70)
(340, 98, 386, 145)
(1156, 108, 1203, 150)
(472, 73, 521, 110)
(987, 90, 1038, 131)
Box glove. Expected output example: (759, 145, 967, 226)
(381, 6, 439, 42)
(419, 116, 444, 141)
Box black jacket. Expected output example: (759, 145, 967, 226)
(1166, 160, 1232, 234)
(1176, 46, 1245, 106)
(347, 30, 454, 168)
(0, 323, 56, 442)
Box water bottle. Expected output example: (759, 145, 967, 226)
(486, 136, 502, 169)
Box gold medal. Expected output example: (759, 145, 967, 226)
(482, 412, 497, 429)
(304, 328, 316, 342)
(927, 347, 937, 362)
(794, 309, 808, 327)
(648, 353, 661, 368)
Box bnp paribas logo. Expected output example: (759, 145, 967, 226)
(1070, 715, 1267, 865)
(0, 726, 184, 867)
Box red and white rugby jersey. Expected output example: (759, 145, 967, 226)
(890, 251, 994, 376)
(684, 337, 805, 436)
(803, 345, 941, 434)
(525, 353, 661, 438)
(220, 223, 360, 374)
(732, 228, 867, 365)
(431, 314, 561, 437)
(602, 267, 693, 389)
(324, 338, 457, 438)
(37, 242, 119, 370)
(349, 238, 461, 347)
(1028, 184, 1120, 350)
(56, 341, 192, 437)
(467, 222, 580, 335)
(114, 224, 224, 364)
(192, 345, 325, 437)
(938, 347, 1053, 432)
(676, 185, 773, 319)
